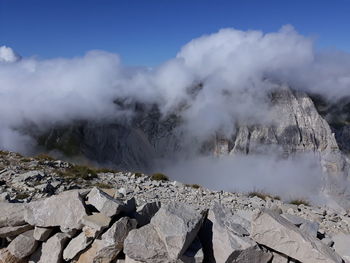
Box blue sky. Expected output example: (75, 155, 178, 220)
(1, 0, 350, 66)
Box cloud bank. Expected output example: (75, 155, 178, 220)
(1, 25, 350, 200)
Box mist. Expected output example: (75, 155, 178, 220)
(161, 153, 325, 204)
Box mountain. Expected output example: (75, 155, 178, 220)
(33, 84, 350, 210)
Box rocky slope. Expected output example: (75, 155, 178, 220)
(1, 150, 350, 262)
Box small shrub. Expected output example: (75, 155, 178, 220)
(151, 173, 169, 181)
(248, 191, 280, 201)
(35, 154, 55, 164)
(59, 165, 98, 180)
(21, 158, 32, 162)
(289, 199, 310, 206)
(134, 172, 143, 178)
(185, 184, 201, 189)
(16, 193, 30, 200)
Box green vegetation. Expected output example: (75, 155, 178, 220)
(248, 190, 280, 201)
(16, 193, 30, 200)
(150, 173, 169, 181)
(134, 172, 143, 178)
(59, 165, 98, 180)
(289, 199, 310, 206)
(21, 158, 32, 162)
(185, 184, 201, 189)
(35, 153, 56, 164)
(37, 128, 81, 157)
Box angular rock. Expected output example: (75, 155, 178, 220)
(81, 213, 111, 232)
(0, 225, 33, 238)
(179, 237, 204, 263)
(0, 203, 27, 227)
(0, 248, 25, 263)
(87, 187, 124, 217)
(101, 217, 137, 247)
(38, 233, 70, 263)
(77, 217, 137, 262)
(150, 202, 205, 259)
(63, 232, 93, 261)
(134, 201, 161, 227)
(251, 210, 343, 263)
(33, 227, 53, 241)
(7, 230, 37, 259)
(25, 190, 87, 230)
(229, 246, 272, 263)
(332, 233, 350, 261)
(300, 221, 319, 238)
(207, 203, 270, 263)
(124, 224, 168, 263)
(272, 252, 288, 263)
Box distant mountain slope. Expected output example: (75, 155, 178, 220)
(34, 85, 350, 209)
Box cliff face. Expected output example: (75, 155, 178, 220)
(213, 88, 338, 155)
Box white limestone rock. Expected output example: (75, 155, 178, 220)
(150, 202, 205, 259)
(7, 230, 37, 259)
(38, 233, 70, 263)
(33, 227, 53, 241)
(25, 190, 87, 230)
(87, 187, 125, 217)
(251, 210, 343, 263)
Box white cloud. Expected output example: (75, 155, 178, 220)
(0, 25, 349, 152)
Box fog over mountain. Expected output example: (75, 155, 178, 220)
(1, 25, 350, 205)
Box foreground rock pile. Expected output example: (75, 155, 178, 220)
(0, 186, 349, 262)
(1, 150, 350, 262)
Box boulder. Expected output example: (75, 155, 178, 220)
(0, 248, 25, 263)
(0, 203, 27, 227)
(37, 233, 70, 263)
(33, 227, 53, 241)
(7, 230, 37, 259)
(124, 224, 169, 263)
(134, 201, 161, 227)
(25, 190, 87, 230)
(332, 233, 350, 261)
(77, 217, 137, 262)
(81, 213, 111, 232)
(150, 202, 205, 259)
(0, 225, 33, 238)
(251, 210, 343, 263)
(63, 231, 93, 261)
(299, 221, 319, 238)
(207, 203, 271, 263)
(87, 187, 124, 217)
